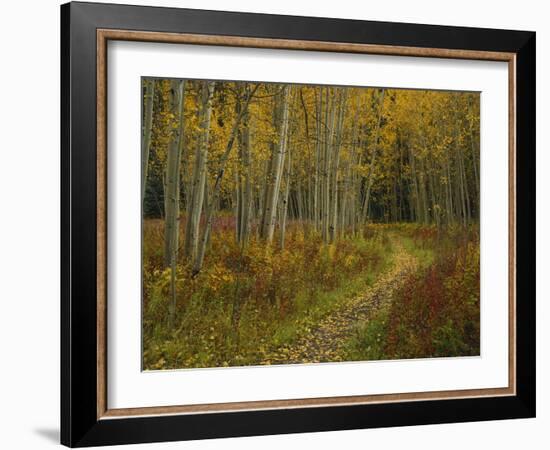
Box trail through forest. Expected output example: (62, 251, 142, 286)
(266, 235, 418, 364)
(142, 78, 481, 370)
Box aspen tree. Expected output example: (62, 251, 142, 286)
(184, 81, 215, 259)
(279, 129, 292, 249)
(141, 78, 155, 205)
(162, 80, 185, 325)
(260, 85, 291, 243)
(329, 89, 348, 242)
(361, 88, 386, 223)
(192, 85, 259, 275)
(163, 80, 185, 268)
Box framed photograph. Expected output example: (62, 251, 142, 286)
(61, 1, 535, 447)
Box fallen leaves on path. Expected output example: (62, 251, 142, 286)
(265, 237, 418, 364)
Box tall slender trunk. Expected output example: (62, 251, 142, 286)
(234, 167, 241, 241)
(240, 90, 253, 246)
(445, 157, 454, 224)
(344, 96, 361, 233)
(260, 86, 291, 243)
(459, 149, 471, 223)
(314, 90, 321, 230)
(279, 139, 292, 249)
(454, 149, 466, 225)
(141, 79, 155, 205)
(409, 145, 421, 222)
(322, 87, 336, 243)
(163, 80, 185, 267)
(361, 89, 386, 223)
(296, 182, 304, 222)
(418, 156, 429, 224)
(469, 125, 480, 218)
(192, 85, 258, 275)
(329, 89, 347, 242)
(468, 96, 480, 218)
(234, 93, 244, 244)
(162, 80, 185, 325)
(184, 81, 215, 259)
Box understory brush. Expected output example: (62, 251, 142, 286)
(346, 224, 480, 361)
(142, 218, 392, 369)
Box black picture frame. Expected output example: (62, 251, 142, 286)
(61, 1, 535, 447)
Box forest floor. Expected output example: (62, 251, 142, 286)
(265, 235, 418, 364)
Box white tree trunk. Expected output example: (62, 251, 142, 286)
(192, 85, 258, 274)
(162, 80, 185, 326)
(260, 85, 291, 243)
(184, 81, 215, 259)
(279, 135, 291, 249)
(163, 80, 185, 268)
(329, 89, 347, 242)
(141, 79, 155, 205)
(361, 89, 386, 223)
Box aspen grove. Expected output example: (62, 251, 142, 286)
(142, 79, 480, 369)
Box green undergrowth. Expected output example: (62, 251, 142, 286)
(345, 224, 480, 361)
(267, 260, 391, 355)
(142, 223, 394, 370)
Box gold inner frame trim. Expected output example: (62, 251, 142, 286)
(96, 28, 517, 420)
